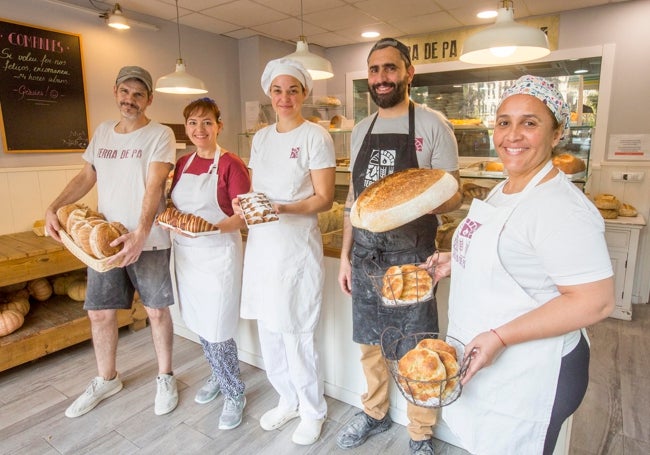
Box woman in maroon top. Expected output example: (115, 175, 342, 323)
(168, 98, 250, 430)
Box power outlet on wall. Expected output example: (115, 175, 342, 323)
(611, 171, 645, 182)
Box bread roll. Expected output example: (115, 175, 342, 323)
(437, 350, 460, 398)
(381, 264, 433, 304)
(618, 203, 638, 217)
(397, 347, 446, 401)
(56, 203, 87, 230)
(594, 193, 620, 210)
(598, 208, 619, 219)
(552, 153, 586, 175)
(89, 221, 128, 258)
(350, 168, 458, 233)
(416, 338, 457, 360)
(76, 219, 105, 257)
(484, 161, 504, 172)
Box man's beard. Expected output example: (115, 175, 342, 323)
(369, 78, 408, 109)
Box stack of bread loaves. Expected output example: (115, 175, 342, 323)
(552, 153, 586, 175)
(56, 203, 128, 259)
(592, 193, 638, 219)
(397, 338, 460, 402)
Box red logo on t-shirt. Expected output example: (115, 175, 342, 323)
(415, 137, 423, 152)
(289, 147, 300, 158)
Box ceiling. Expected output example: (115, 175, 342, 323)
(49, 0, 631, 48)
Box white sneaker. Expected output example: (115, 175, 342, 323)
(218, 394, 246, 430)
(292, 417, 326, 445)
(194, 375, 221, 404)
(65, 374, 123, 418)
(260, 406, 300, 431)
(154, 374, 178, 415)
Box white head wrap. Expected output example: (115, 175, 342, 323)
(499, 75, 571, 133)
(260, 58, 313, 96)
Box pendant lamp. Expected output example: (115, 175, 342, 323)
(106, 3, 130, 30)
(155, 0, 207, 94)
(460, 0, 550, 65)
(283, 0, 334, 80)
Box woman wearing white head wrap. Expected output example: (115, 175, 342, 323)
(235, 57, 335, 445)
(424, 75, 614, 454)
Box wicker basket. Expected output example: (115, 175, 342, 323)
(59, 230, 118, 273)
(380, 328, 472, 408)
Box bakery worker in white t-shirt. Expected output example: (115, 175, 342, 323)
(44, 66, 178, 419)
(425, 75, 615, 455)
(233, 58, 335, 446)
(336, 38, 462, 455)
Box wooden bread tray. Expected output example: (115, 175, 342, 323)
(59, 230, 118, 273)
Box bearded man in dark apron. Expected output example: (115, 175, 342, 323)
(336, 38, 462, 455)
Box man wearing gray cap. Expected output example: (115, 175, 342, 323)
(45, 65, 178, 418)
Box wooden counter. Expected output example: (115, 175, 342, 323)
(0, 231, 147, 372)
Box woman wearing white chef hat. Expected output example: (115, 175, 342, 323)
(234, 58, 335, 445)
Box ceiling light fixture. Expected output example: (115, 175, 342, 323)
(44, 0, 160, 31)
(282, 0, 334, 80)
(362, 31, 380, 38)
(460, 0, 550, 65)
(106, 3, 130, 30)
(477, 10, 498, 19)
(155, 0, 207, 94)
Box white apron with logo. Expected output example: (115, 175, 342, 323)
(240, 142, 324, 334)
(171, 149, 243, 343)
(442, 161, 565, 454)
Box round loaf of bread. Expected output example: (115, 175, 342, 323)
(56, 203, 86, 231)
(397, 347, 446, 401)
(416, 338, 457, 360)
(89, 221, 128, 258)
(598, 208, 618, 219)
(75, 219, 105, 257)
(350, 168, 458, 233)
(618, 203, 638, 217)
(594, 193, 620, 210)
(552, 153, 586, 175)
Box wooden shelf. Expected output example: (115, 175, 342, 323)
(0, 231, 148, 373)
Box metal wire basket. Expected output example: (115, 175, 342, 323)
(364, 256, 436, 307)
(380, 328, 472, 408)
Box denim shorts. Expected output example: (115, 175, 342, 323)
(84, 249, 174, 310)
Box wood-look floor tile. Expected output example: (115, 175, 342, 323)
(620, 372, 650, 442)
(75, 430, 139, 455)
(0, 385, 67, 431)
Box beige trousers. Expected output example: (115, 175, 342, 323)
(360, 343, 437, 441)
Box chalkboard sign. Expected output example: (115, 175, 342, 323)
(0, 19, 89, 153)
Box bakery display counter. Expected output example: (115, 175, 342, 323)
(0, 231, 148, 372)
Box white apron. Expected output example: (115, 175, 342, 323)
(240, 146, 324, 334)
(442, 161, 565, 454)
(171, 149, 243, 343)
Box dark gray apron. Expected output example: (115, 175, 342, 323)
(351, 102, 439, 345)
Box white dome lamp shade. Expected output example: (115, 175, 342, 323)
(282, 0, 333, 80)
(155, 0, 207, 94)
(460, 0, 550, 65)
(107, 3, 130, 30)
(284, 38, 334, 80)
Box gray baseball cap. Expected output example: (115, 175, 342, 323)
(115, 66, 153, 92)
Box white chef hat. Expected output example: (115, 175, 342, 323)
(260, 58, 313, 96)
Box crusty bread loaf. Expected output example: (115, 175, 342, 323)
(397, 338, 460, 402)
(552, 153, 586, 175)
(398, 347, 446, 401)
(350, 168, 458, 233)
(618, 202, 638, 217)
(90, 221, 128, 258)
(484, 161, 504, 172)
(75, 219, 105, 256)
(598, 208, 619, 219)
(594, 193, 620, 210)
(416, 338, 457, 360)
(157, 207, 219, 233)
(381, 264, 433, 304)
(56, 203, 87, 229)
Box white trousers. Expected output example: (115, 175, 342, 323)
(258, 323, 327, 420)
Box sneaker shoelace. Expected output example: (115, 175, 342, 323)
(223, 396, 240, 413)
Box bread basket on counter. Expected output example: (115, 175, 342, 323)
(380, 328, 472, 408)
